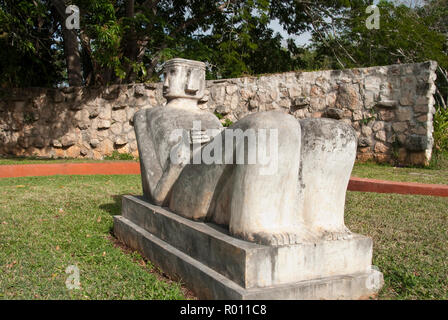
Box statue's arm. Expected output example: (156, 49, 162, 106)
(133, 109, 163, 201)
(152, 161, 185, 205)
(134, 108, 188, 206)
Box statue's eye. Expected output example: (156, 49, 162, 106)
(171, 69, 176, 75)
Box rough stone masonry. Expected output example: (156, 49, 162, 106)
(0, 61, 438, 166)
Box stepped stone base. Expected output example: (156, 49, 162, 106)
(113, 195, 383, 300)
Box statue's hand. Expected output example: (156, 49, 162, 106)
(190, 130, 211, 144)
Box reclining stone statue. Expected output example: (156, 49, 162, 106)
(134, 58, 357, 246)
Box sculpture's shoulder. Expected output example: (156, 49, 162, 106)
(135, 105, 223, 131)
(133, 106, 164, 124)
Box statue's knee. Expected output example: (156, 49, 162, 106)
(242, 112, 300, 142)
(300, 118, 356, 153)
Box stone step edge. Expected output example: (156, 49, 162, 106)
(113, 215, 382, 300)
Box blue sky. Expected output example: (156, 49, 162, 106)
(268, 18, 312, 46)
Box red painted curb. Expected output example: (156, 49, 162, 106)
(0, 162, 140, 178)
(0, 162, 447, 197)
(348, 176, 448, 197)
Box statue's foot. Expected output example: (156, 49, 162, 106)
(320, 227, 353, 241)
(241, 228, 319, 246)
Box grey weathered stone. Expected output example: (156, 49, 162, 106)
(97, 120, 111, 130)
(90, 139, 100, 148)
(103, 86, 120, 100)
(405, 134, 429, 152)
(113, 58, 384, 300)
(372, 121, 385, 132)
(374, 142, 389, 153)
(298, 118, 357, 239)
(52, 139, 62, 148)
(114, 136, 127, 146)
(61, 134, 76, 147)
(291, 96, 310, 110)
(361, 125, 373, 137)
(376, 100, 397, 108)
(33, 136, 45, 148)
(395, 107, 413, 121)
(392, 122, 408, 133)
(375, 131, 387, 142)
(324, 108, 344, 119)
(133, 58, 363, 246)
(114, 196, 383, 300)
(134, 84, 147, 97)
(358, 137, 372, 147)
(0, 61, 438, 167)
(110, 122, 122, 135)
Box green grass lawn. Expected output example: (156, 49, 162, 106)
(0, 174, 185, 299)
(0, 157, 106, 165)
(0, 173, 447, 299)
(352, 163, 448, 185)
(0, 153, 139, 165)
(351, 152, 448, 185)
(346, 191, 448, 299)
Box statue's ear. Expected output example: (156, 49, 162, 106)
(185, 69, 201, 95)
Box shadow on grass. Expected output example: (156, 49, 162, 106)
(99, 194, 125, 217)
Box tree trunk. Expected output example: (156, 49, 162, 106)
(123, 0, 138, 83)
(63, 28, 83, 86)
(51, 0, 83, 86)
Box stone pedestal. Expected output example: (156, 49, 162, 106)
(114, 195, 383, 300)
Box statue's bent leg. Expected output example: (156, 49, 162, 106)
(168, 160, 226, 221)
(299, 118, 357, 240)
(228, 111, 314, 246)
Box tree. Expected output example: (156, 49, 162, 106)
(300, 1, 448, 105)
(5, 0, 445, 89)
(0, 0, 64, 87)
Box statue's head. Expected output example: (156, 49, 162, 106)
(162, 58, 206, 101)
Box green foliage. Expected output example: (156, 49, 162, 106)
(214, 111, 234, 127)
(222, 118, 234, 127)
(1, 0, 447, 91)
(104, 150, 135, 161)
(0, 0, 64, 87)
(302, 0, 448, 108)
(308, 1, 448, 70)
(433, 106, 448, 154)
(0, 0, 331, 86)
(23, 112, 35, 125)
(214, 111, 224, 120)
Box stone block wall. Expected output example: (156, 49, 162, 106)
(0, 61, 438, 166)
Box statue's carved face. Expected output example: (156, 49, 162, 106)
(163, 62, 205, 101)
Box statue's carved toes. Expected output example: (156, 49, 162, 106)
(244, 228, 319, 246)
(320, 227, 353, 241)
